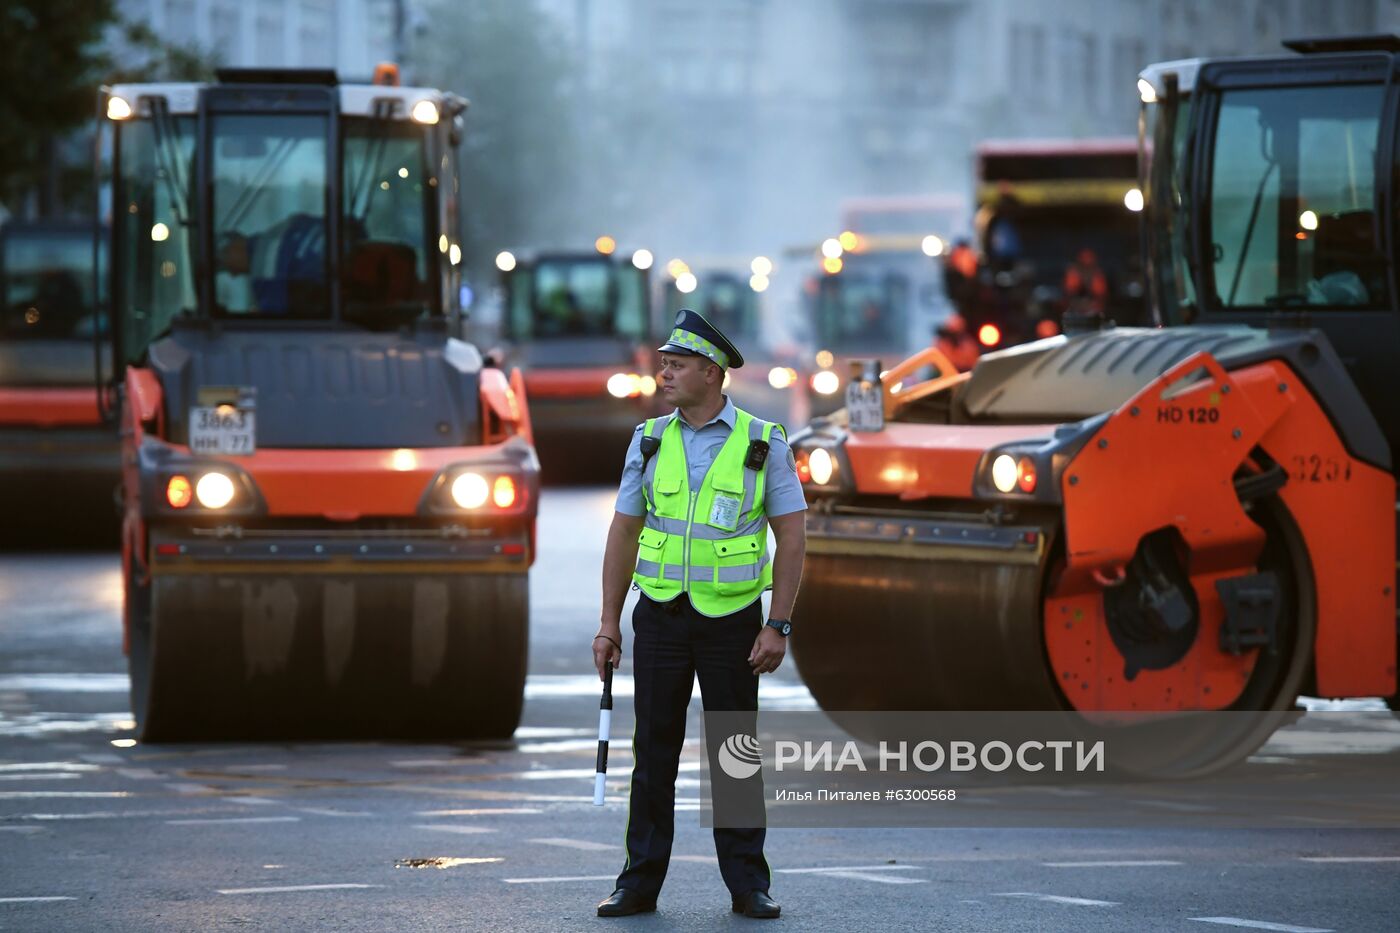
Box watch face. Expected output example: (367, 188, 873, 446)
(781, 622, 792, 636)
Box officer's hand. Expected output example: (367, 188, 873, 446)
(593, 629, 622, 680)
(749, 627, 787, 675)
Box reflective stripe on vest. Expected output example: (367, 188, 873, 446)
(632, 406, 782, 617)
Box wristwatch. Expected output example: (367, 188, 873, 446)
(765, 618, 792, 637)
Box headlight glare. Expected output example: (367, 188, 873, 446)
(451, 472, 489, 509)
(991, 454, 1018, 494)
(195, 472, 236, 509)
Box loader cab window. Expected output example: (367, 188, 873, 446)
(115, 117, 197, 363)
(1207, 84, 1388, 310)
(212, 114, 330, 319)
(1, 230, 106, 340)
(507, 258, 647, 340)
(342, 120, 434, 326)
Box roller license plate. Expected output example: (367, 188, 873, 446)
(845, 380, 884, 432)
(189, 386, 257, 454)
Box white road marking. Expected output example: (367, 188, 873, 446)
(1189, 919, 1334, 932)
(0, 762, 100, 773)
(518, 769, 600, 781)
(993, 893, 1120, 907)
(671, 855, 718, 864)
(504, 875, 618, 884)
(296, 808, 371, 818)
(1043, 860, 1183, 868)
(778, 865, 919, 874)
(78, 754, 124, 764)
(238, 764, 287, 772)
(223, 796, 277, 806)
(22, 808, 235, 820)
(165, 783, 213, 795)
(529, 837, 618, 851)
(217, 884, 379, 896)
(0, 773, 82, 781)
(824, 871, 928, 884)
(416, 808, 543, 816)
(412, 824, 496, 835)
(0, 826, 44, 834)
(1299, 856, 1400, 863)
(514, 726, 593, 739)
(0, 673, 128, 692)
(166, 816, 301, 826)
(0, 791, 128, 799)
(0, 896, 76, 904)
(391, 758, 483, 768)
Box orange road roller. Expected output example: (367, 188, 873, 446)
(100, 67, 539, 740)
(789, 37, 1400, 775)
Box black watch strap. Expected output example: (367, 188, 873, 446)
(766, 618, 792, 637)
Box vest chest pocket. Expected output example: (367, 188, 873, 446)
(711, 537, 762, 594)
(651, 476, 683, 512)
(636, 528, 668, 583)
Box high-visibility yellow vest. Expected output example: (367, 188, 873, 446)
(632, 408, 780, 617)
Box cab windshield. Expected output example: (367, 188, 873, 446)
(667, 272, 757, 342)
(212, 114, 330, 318)
(813, 271, 909, 350)
(507, 258, 648, 340)
(1206, 83, 1388, 310)
(1, 229, 106, 340)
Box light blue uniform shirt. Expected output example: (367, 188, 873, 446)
(614, 396, 808, 518)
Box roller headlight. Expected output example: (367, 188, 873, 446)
(991, 454, 1018, 494)
(768, 366, 796, 389)
(811, 370, 840, 396)
(451, 472, 490, 509)
(607, 373, 639, 398)
(195, 472, 236, 509)
(808, 448, 834, 485)
(411, 100, 440, 124)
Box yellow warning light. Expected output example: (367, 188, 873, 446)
(595, 235, 617, 255)
(822, 256, 843, 275)
(666, 259, 690, 279)
(838, 230, 858, 251)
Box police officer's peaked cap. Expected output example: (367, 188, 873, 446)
(657, 309, 745, 369)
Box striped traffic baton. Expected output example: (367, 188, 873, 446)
(593, 660, 613, 806)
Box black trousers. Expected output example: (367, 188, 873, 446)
(615, 592, 770, 899)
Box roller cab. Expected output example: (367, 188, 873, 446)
(0, 221, 117, 509)
(102, 68, 540, 740)
(488, 245, 658, 479)
(791, 38, 1400, 774)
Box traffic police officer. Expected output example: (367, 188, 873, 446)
(593, 309, 807, 920)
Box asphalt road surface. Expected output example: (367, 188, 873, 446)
(2, 488, 1398, 932)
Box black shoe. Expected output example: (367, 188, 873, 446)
(731, 890, 781, 919)
(597, 888, 657, 917)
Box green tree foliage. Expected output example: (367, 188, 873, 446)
(413, 0, 582, 280)
(2, 0, 216, 218)
(0, 0, 115, 215)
